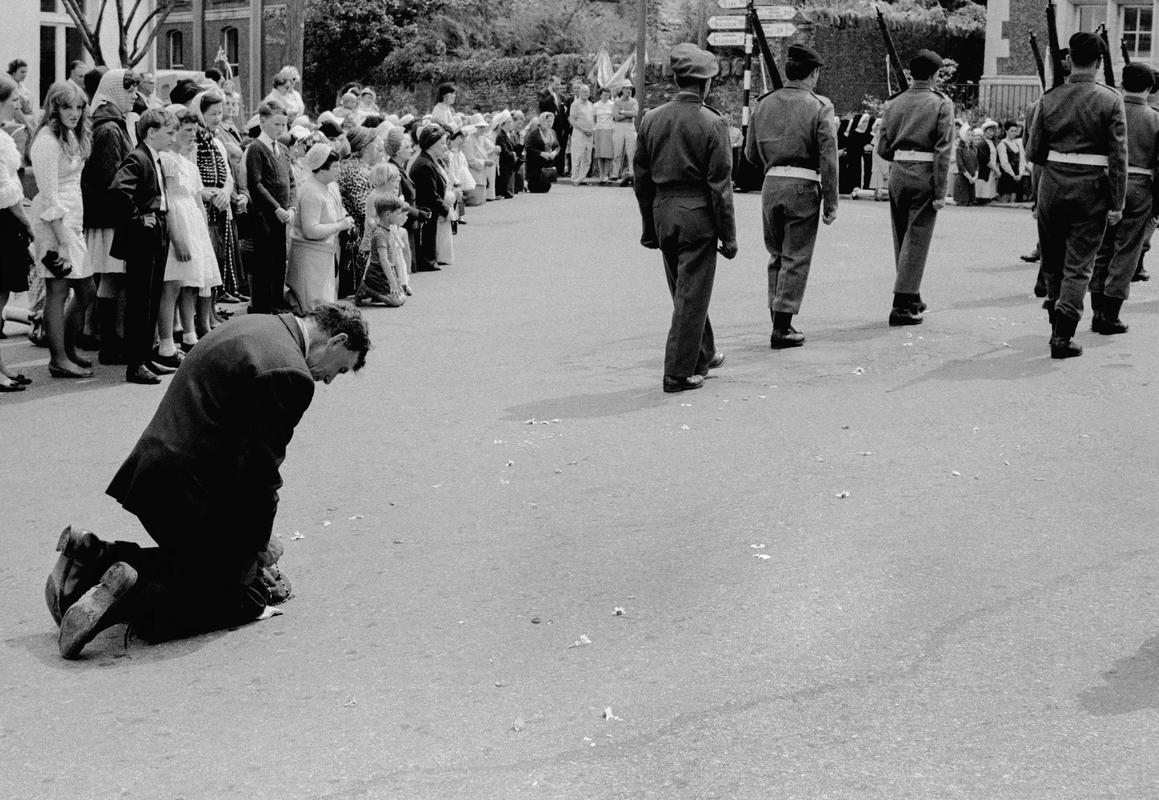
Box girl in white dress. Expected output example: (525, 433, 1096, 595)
(154, 107, 220, 367)
(29, 82, 94, 378)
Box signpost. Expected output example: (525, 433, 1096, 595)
(755, 6, 794, 20)
(707, 31, 747, 47)
(707, 15, 746, 30)
(761, 22, 796, 37)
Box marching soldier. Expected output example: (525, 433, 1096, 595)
(1026, 31, 1127, 358)
(745, 44, 838, 349)
(1131, 67, 1159, 283)
(876, 49, 954, 326)
(634, 43, 736, 393)
(1088, 63, 1159, 335)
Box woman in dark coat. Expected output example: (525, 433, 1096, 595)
(385, 127, 428, 274)
(524, 110, 560, 194)
(407, 124, 450, 272)
(953, 127, 979, 207)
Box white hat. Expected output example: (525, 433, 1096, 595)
(375, 120, 394, 139)
(317, 110, 342, 127)
(303, 142, 334, 171)
(289, 125, 312, 142)
(490, 109, 513, 128)
(292, 114, 313, 129)
(398, 113, 416, 127)
(464, 112, 485, 128)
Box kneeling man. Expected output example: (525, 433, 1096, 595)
(47, 303, 371, 658)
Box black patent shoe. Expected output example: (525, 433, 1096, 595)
(770, 327, 806, 349)
(663, 374, 704, 393)
(888, 308, 923, 326)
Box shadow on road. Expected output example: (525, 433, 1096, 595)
(505, 385, 670, 420)
(6, 625, 227, 670)
(1078, 634, 1159, 716)
(946, 293, 1038, 311)
(887, 335, 1058, 389)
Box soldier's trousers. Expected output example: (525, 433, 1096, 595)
(761, 177, 821, 314)
(887, 161, 939, 294)
(1090, 175, 1153, 301)
(654, 192, 717, 377)
(1036, 163, 1110, 321)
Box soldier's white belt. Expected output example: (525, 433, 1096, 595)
(1127, 166, 1153, 176)
(766, 165, 821, 182)
(894, 150, 934, 162)
(1047, 151, 1108, 167)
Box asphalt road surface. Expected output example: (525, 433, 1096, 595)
(3, 184, 1158, 799)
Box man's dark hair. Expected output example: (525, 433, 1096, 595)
(7, 59, 27, 75)
(309, 303, 370, 371)
(205, 68, 222, 83)
(137, 107, 176, 140)
(83, 66, 107, 99)
(785, 60, 816, 81)
(1068, 32, 1102, 68)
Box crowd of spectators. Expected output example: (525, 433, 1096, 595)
(0, 61, 642, 392)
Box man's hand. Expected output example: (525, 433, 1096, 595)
(141, 212, 158, 229)
(718, 240, 738, 260)
(823, 209, 837, 226)
(641, 237, 660, 250)
(933, 199, 946, 211)
(257, 536, 285, 567)
(1107, 209, 1123, 226)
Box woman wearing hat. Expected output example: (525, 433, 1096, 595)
(287, 143, 355, 312)
(337, 126, 381, 297)
(461, 115, 489, 206)
(408, 125, 451, 272)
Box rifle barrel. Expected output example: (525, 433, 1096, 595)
(876, 7, 909, 93)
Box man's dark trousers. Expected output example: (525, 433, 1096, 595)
(123, 216, 168, 375)
(888, 161, 939, 294)
(1091, 174, 1152, 301)
(250, 221, 287, 313)
(1037, 163, 1110, 320)
(762, 177, 821, 313)
(655, 190, 717, 377)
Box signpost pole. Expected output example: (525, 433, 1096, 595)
(740, 23, 754, 147)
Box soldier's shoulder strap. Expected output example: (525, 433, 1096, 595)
(702, 103, 724, 117)
(887, 88, 906, 101)
(754, 89, 776, 103)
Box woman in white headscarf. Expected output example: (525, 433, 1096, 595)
(82, 67, 140, 364)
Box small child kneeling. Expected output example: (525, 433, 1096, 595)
(357, 193, 410, 307)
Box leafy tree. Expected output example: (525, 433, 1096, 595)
(304, 0, 443, 109)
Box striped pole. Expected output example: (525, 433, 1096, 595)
(740, 28, 754, 147)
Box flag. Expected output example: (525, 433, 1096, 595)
(214, 44, 233, 82)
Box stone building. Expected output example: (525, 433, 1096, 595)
(984, 0, 1153, 116)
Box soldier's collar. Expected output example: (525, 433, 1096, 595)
(675, 90, 704, 103)
(1067, 73, 1097, 84)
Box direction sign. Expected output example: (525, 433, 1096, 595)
(756, 6, 795, 20)
(717, 0, 746, 8)
(708, 15, 746, 29)
(707, 31, 747, 47)
(762, 21, 797, 37)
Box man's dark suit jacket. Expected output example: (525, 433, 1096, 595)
(390, 155, 430, 231)
(107, 314, 315, 556)
(408, 151, 449, 219)
(108, 142, 166, 262)
(244, 136, 292, 236)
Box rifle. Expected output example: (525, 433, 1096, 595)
(1029, 32, 1047, 91)
(1121, 35, 1132, 64)
(749, 4, 783, 91)
(876, 7, 909, 93)
(1097, 24, 1115, 86)
(1045, 0, 1065, 88)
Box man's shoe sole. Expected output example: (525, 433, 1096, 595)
(45, 526, 94, 625)
(58, 562, 137, 660)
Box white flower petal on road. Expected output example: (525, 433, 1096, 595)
(290, 531, 304, 540)
(321, 521, 331, 527)
(951, 471, 961, 477)
(750, 544, 766, 549)
(836, 491, 850, 498)
(858, 451, 875, 456)
(613, 607, 625, 616)
(753, 553, 771, 560)
(347, 514, 364, 520)
(512, 717, 526, 732)
(681, 425, 690, 430)
(343, 698, 357, 708)
(603, 707, 622, 721)
(851, 367, 865, 375)
(568, 634, 593, 649)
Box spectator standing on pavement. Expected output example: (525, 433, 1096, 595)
(612, 84, 638, 185)
(592, 87, 615, 183)
(264, 67, 305, 120)
(568, 84, 595, 185)
(0, 73, 33, 388)
(7, 59, 35, 138)
(245, 99, 294, 313)
(634, 43, 736, 394)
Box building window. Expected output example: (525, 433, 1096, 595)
(1076, 4, 1108, 33)
(1122, 6, 1153, 59)
(168, 30, 184, 69)
(220, 26, 240, 79)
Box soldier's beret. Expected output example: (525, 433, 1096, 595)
(1068, 32, 1102, 66)
(908, 49, 943, 78)
(1123, 62, 1154, 92)
(670, 43, 719, 81)
(787, 44, 824, 68)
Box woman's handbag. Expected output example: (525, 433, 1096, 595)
(541, 166, 558, 183)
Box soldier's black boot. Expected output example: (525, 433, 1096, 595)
(770, 311, 805, 349)
(1092, 297, 1128, 334)
(1050, 314, 1083, 359)
(889, 294, 923, 326)
(1089, 292, 1105, 330)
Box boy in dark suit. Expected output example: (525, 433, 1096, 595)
(108, 107, 177, 385)
(46, 303, 372, 658)
(245, 99, 294, 313)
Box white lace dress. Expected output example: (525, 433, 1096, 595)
(161, 150, 221, 295)
(29, 130, 89, 279)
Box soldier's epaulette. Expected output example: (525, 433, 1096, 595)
(703, 103, 724, 117)
(932, 88, 950, 100)
(887, 89, 905, 101)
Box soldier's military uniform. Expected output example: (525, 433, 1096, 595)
(1089, 63, 1159, 334)
(876, 49, 954, 326)
(745, 43, 838, 349)
(1026, 31, 1127, 358)
(634, 43, 736, 392)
